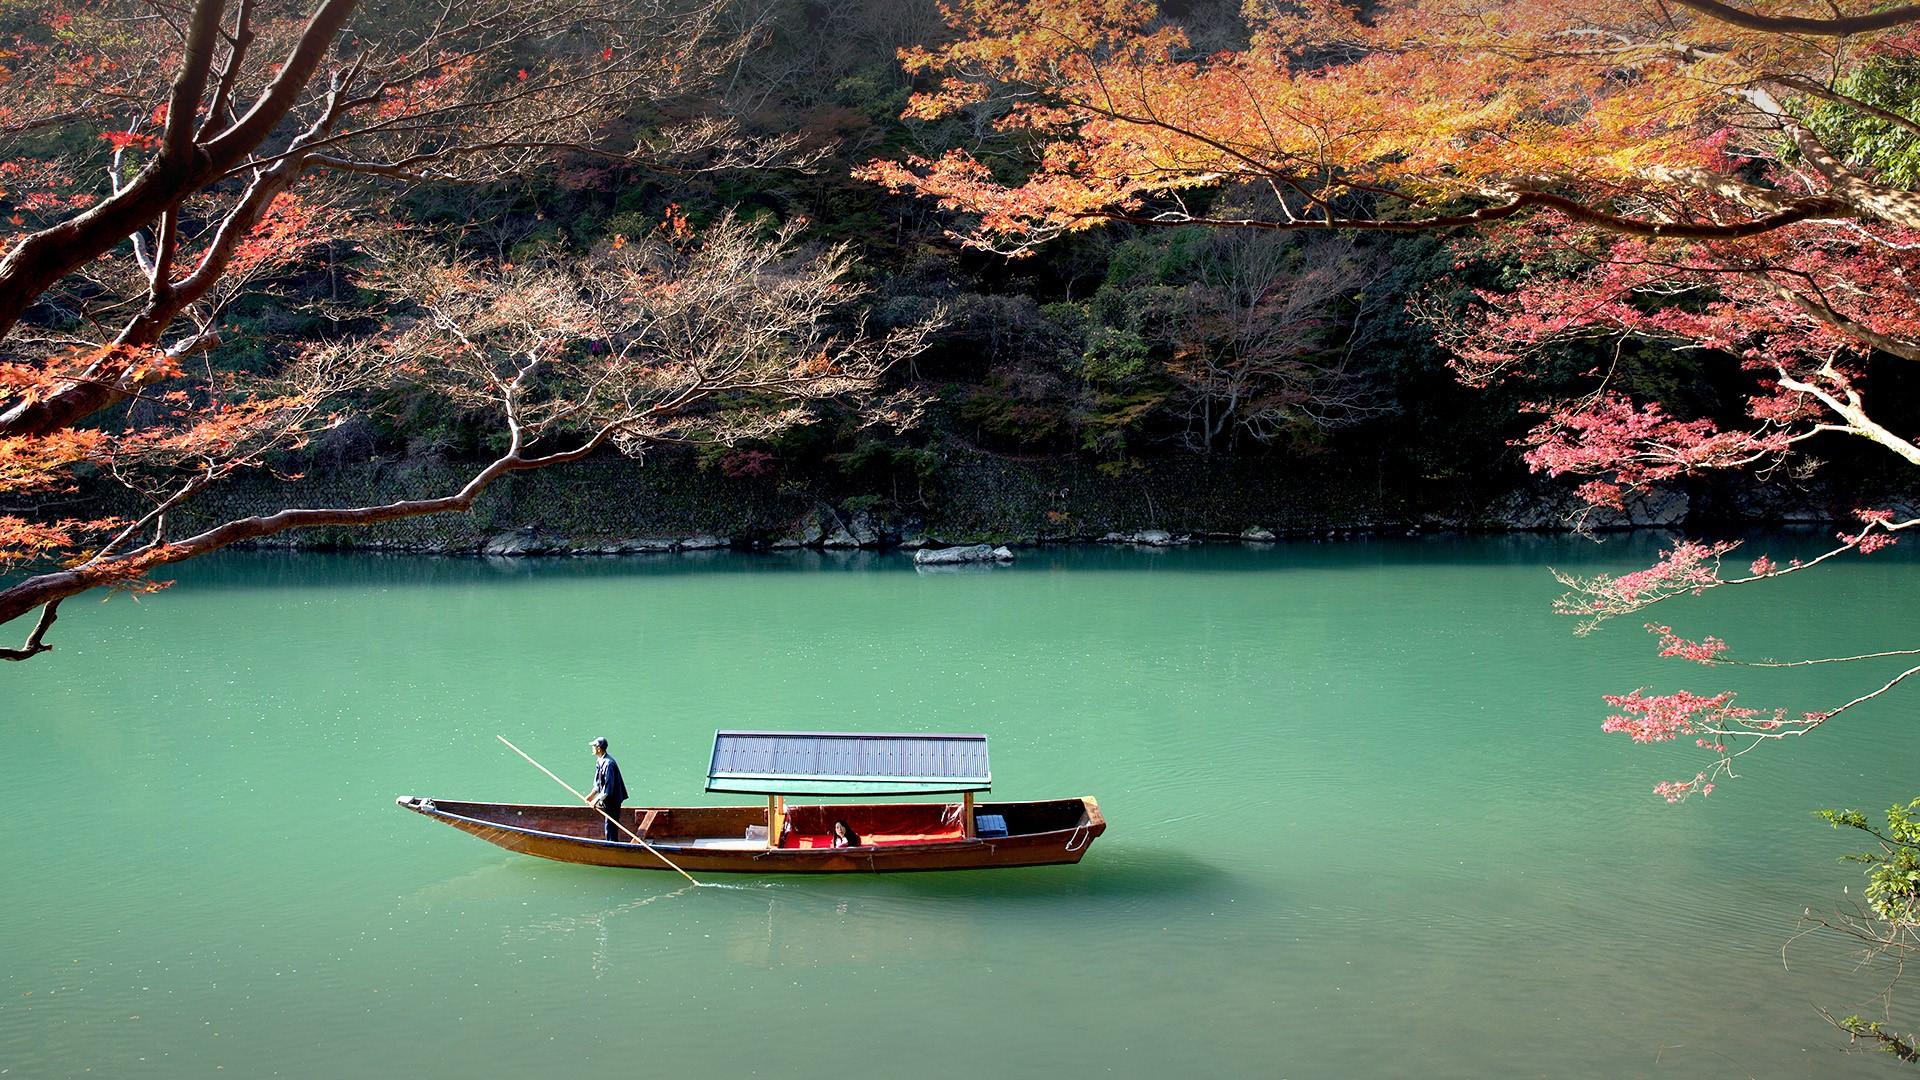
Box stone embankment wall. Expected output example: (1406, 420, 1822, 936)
(144, 444, 1872, 556)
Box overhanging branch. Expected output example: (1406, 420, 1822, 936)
(1673, 0, 1920, 36)
(0, 600, 61, 661)
(1093, 190, 1846, 240)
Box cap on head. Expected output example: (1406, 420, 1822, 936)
(591, 737, 609, 751)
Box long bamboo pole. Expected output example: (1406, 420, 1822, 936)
(496, 735, 702, 887)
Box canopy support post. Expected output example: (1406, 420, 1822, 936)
(767, 794, 784, 849)
(963, 790, 975, 839)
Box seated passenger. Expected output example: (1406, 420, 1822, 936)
(830, 820, 861, 848)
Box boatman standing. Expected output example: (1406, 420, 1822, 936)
(586, 737, 630, 843)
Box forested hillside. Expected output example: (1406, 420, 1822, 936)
(3, 0, 1912, 564)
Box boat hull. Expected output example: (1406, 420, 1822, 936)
(396, 796, 1105, 873)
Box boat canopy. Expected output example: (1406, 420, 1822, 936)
(706, 730, 991, 796)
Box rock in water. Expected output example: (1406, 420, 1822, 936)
(482, 529, 538, 557)
(913, 544, 1015, 565)
(774, 509, 829, 549)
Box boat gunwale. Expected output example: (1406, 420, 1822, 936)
(402, 796, 1099, 855)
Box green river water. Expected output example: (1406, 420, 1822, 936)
(2, 536, 1917, 1079)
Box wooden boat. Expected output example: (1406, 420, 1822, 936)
(395, 795, 1104, 873)
(398, 730, 1105, 874)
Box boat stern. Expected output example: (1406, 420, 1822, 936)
(1081, 795, 1105, 832)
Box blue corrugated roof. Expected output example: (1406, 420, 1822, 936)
(706, 730, 991, 796)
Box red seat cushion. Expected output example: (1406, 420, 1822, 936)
(866, 827, 965, 846)
(780, 826, 966, 849)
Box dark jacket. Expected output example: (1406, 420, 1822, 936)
(593, 754, 629, 805)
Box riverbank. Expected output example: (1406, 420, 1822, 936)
(137, 442, 1893, 557)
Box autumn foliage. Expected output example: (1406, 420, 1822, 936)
(0, 0, 899, 658)
(863, 0, 1920, 794)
